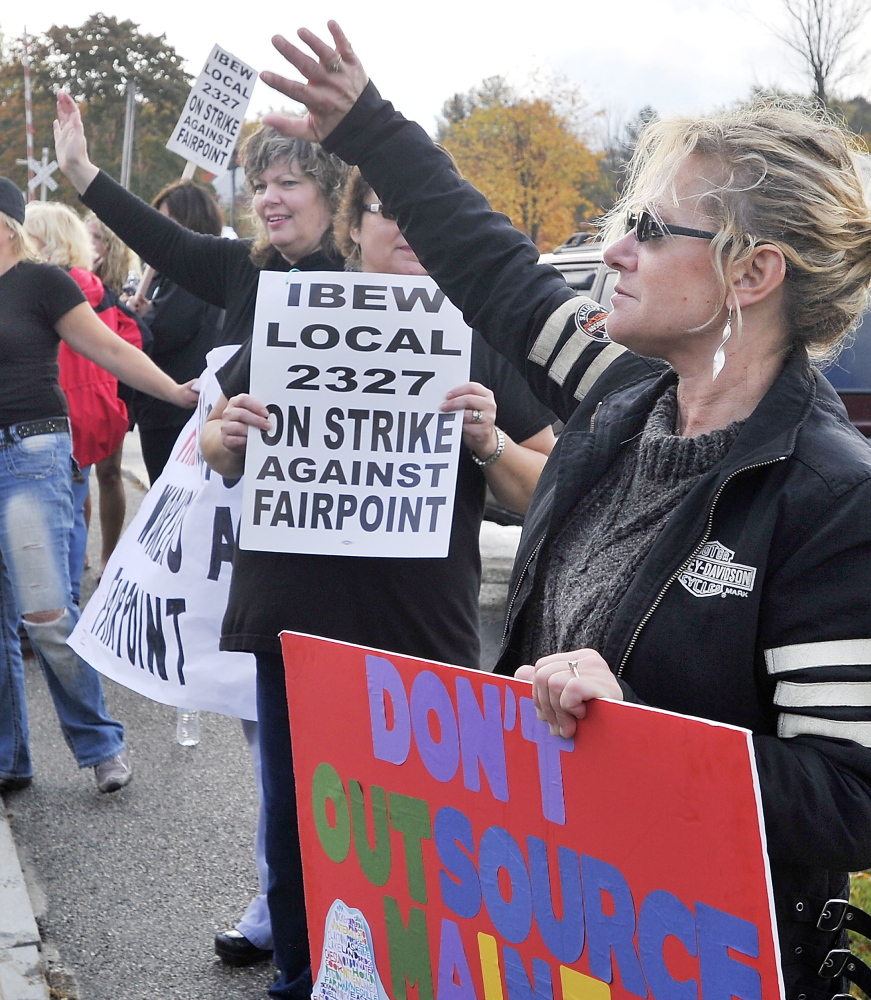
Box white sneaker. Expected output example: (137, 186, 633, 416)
(94, 750, 132, 793)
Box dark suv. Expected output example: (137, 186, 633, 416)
(823, 312, 871, 436)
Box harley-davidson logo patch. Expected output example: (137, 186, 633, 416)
(678, 541, 757, 598)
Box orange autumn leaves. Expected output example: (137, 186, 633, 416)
(440, 81, 606, 251)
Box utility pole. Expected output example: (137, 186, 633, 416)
(21, 30, 35, 201)
(120, 80, 136, 189)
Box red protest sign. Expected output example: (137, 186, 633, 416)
(281, 632, 783, 1000)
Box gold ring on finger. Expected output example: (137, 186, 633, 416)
(327, 56, 343, 73)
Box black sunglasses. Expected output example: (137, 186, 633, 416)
(626, 210, 717, 242)
(363, 202, 397, 222)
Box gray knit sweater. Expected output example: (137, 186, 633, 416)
(525, 387, 743, 662)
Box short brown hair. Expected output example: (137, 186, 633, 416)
(152, 180, 224, 236)
(334, 147, 462, 263)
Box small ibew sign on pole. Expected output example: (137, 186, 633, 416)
(166, 44, 256, 176)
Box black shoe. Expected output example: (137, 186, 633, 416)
(0, 776, 32, 794)
(215, 929, 273, 967)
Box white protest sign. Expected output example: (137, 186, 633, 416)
(70, 346, 257, 720)
(241, 271, 472, 559)
(165, 44, 256, 175)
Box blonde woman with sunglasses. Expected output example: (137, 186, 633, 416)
(253, 24, 871, 999)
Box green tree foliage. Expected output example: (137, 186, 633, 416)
(0, 14, 191, 205)
(438, 76, 605, 250)
(831, 95, 871, 150)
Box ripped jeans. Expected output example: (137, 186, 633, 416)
(0, 428, 124, 781)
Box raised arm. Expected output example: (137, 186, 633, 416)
(260, 26, 658, 423)
(54, 92, 241, 308)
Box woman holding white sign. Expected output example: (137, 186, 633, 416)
(254, 23, 871, 999)
(202, 201, 555, 997)
(334, 163, 556, 515)
(0, 176, 197, 797)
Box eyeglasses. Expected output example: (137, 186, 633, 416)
(626, 210, 717, 243)
(363, 202, 397, 222)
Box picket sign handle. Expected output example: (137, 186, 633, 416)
(181, 160, 197, 180)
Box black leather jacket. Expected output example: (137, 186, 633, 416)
(326, 82, 871, 999)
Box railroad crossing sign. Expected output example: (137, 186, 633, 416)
(16, 147, 59, 200)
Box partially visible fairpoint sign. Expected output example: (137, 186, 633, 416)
(165, 44, 256, 175)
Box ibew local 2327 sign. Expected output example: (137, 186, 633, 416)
(243, 272, 471, 558)
(281, 632, 784, 1000)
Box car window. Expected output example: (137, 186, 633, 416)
(825, 311, 871, 391)
(599, 270, 619, 310)
(556, 267, 597, 291)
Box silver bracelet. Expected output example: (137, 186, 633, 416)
(470, 426, 505, 468)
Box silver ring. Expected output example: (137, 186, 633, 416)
(327, 55, 343, 73)
(567, 660, 580, 678)
(471, 409, 483, 424)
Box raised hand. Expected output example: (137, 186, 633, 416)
(53, 92, 99, 194)
(260, 21, 368, 143)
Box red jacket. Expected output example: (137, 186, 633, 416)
(59, 268, 140, 467)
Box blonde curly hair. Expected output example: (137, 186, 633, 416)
(601, 99, 871, 361)
(23, 202, 93, 269)
(1, 210, 40, 263)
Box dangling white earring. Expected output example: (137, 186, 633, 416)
(712, 307, 732, 381)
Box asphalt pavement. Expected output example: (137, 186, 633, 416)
(0, 432, 520, 1000)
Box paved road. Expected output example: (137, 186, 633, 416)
(3, 436, 518, 1000)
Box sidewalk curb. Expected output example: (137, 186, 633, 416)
(0, 798, 49, 1000)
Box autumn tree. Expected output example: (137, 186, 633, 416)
(0, 14, 191, 204)
(438, 77, 604, 250)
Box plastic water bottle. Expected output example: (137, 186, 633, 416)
(176, 708, 200, 747)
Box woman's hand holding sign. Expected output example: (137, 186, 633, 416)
(201, 392, 272, 478)
(260, 23, 368, 143)
(442, 382, 498, 458)
(517, 649, 623, 740)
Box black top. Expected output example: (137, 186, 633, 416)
(218, 331, 553, 665)
(132, 276, 224, 432)
(0, 261, 84, 425)
(323, 81, 871, 997)
(81, 167, 553, 667)
(80, 170, 343, 349)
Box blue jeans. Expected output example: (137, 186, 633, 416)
(69, 464, 90, 605)
(0, 428, 125, 781)
(257, 652, 311, 1000)
(237, 718, 274, 951)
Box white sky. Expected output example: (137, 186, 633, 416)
(5, 0, 871, 141)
